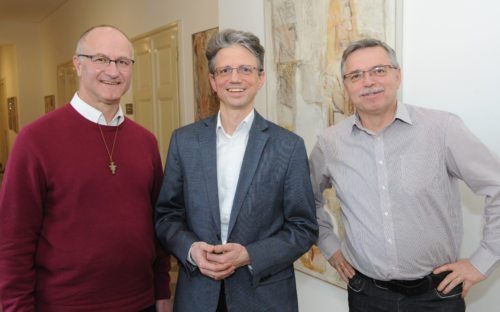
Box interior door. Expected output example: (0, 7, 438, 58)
(132, 24, 180, 164)
(152, 26, 180, 162)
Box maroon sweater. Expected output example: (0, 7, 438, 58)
(0, 104, 170, 311)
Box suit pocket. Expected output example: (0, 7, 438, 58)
(258, 267, 294, 286)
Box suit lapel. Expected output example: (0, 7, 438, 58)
(199, 115, 221, 232)
(227, 112, 269, 237)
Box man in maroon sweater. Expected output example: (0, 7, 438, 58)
(0, 25, 171, 311)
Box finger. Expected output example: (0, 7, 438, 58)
(193, 242, 215, 254)
(212, 267, 236, 280)
(432, 263, 456, 274)
(214, 243, 238, 254)
(201, 266, 235, 280)
(198, 259, 232, 272)
(339, 263, 355, 279)
(461, 282, 470, 298)
(206, 252, 229, 263)
(336, 267, 349, 283)
(433, 264, 451, 275)
(343, 264, 355, 279)
(437, 272, 455, 292)
(212, 244, 225, 254)
(442, 275, 462, 294)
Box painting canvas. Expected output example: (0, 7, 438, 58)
(7, 96, 19, 133)
(266, 0, 396, 288)
(192, 27, 219, 120)
(45, 95, 55, 113)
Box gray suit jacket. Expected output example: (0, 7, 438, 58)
(155, 111, 318, 312)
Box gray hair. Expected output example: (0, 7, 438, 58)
(75, 24, 132, 56)
(341, 38, 399, 76)
(205, 29, 265, 74)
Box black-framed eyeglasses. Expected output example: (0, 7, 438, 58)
(77, 54, 135, 70)
(213, 65, 262, 77)
(343, 65, 398, 83)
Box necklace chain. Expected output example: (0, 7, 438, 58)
(97, 123, 119, 175)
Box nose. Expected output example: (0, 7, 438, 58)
(362, 72, 375, 86)
(104, 61, 120, 76)
(229, 68, 242, 82)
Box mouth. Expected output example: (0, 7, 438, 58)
(101, 80, 121, 86)
(360, 86, 384, 97)
(226, 88, 245, 93)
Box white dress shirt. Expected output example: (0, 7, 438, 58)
(216, 110, 254, 244)
(70, 92, 124, 126)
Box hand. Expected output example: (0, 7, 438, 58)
(155, 299, 173, 312)
(190, 241, 233, 280)
(206, 243, 251, 278)
(328, 250, 355, 283)
(434, 259, 486, 298)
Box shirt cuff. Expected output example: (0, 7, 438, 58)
(470, 246, 499, 276)
(187, 244, 197, 267)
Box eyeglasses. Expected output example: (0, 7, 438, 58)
(213, 65, 261, 77)
(343, 65, 398, 83)
(78, 54, 135, 70)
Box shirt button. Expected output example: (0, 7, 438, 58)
(378, 160, 383, 165)
(384, 212, 389, 216)
(381, 185, 386, 190)
(388, 239, 392, 244)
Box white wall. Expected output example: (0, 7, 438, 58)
(402, 1, 500, 311)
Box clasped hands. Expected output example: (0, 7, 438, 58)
(190, 241, 251, 280)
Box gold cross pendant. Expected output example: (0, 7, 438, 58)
(109, 161, 117, 175)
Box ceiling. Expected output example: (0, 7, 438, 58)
(0, 0, 69, 23)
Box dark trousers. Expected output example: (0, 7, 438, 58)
(217, 280, 228, 312)
(347, 271, 465, 312)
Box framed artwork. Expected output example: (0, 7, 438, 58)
(7, 96, 19, 133)
(44, 95, 55, 113)
(266, 0, 396, 288)
(192, 27, 219, 120)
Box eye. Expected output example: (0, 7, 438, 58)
(239, 65, 254, 74)
(217, 67, 232, 75)
(348, 71, 363, 82)
(92, 56, 109, 64)
(117, 59, 131, 66)
(372, 66, 387, 76)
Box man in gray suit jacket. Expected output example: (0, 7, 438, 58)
(155, 29, 318, 312)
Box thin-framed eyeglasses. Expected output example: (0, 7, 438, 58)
(213, 65, 262, 78)
(343, 64, 398, 83)
(77, 54, 135, 70)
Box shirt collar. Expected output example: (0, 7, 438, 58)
(70, 92, 124, 126)
(217, 109, 255, 138)
(351, 101, 412, 133)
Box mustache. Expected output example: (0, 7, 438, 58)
(359, 86, 384, 96)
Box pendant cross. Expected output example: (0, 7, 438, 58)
(109, 161, 117, 175)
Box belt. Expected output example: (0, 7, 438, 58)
(357, 270, 452, 296)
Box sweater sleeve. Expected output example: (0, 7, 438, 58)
(151, 140, 172, 300)
(0, 128, 44, 311)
